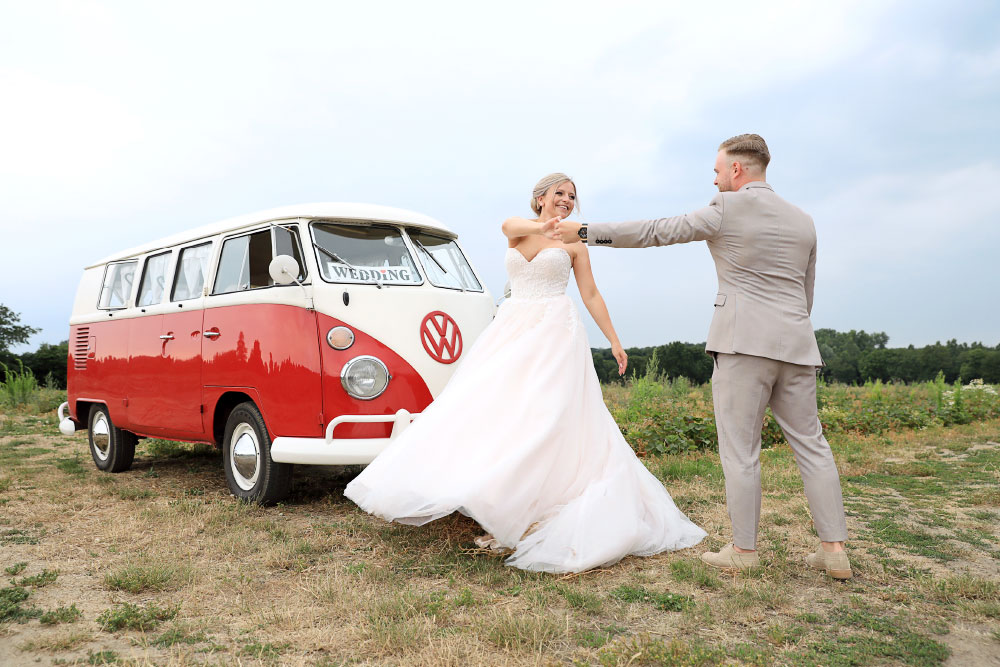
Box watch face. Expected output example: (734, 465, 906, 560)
(578, 226, 587, 240)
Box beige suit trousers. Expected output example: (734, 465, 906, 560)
(712, 353, 848, 549)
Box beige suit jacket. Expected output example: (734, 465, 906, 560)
(587, 181, 822, 366)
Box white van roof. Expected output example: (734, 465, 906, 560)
(91, 202, 455, 268)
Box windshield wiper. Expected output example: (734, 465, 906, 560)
(312, 242, 383, 289)
(412, 239, 448, 274)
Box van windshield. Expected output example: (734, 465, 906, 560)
(406, 229, 482, 292)
(311, 222, 421, 286)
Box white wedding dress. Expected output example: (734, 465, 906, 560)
(344, 247, 706, 572)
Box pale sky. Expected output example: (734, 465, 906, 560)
(2, 0, 998, 352)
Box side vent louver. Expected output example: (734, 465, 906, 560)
(74, 327, 90, 370)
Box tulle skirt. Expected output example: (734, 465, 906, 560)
(344, 294, 706, 572)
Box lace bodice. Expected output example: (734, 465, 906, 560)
(505, 247, 571, 299)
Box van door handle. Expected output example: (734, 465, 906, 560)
(159, 334, 175, 340)
(203, 331, 221, 338)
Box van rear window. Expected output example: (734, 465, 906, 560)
(172, 242, 212, 301)
(311, 223, 421, 286)
(98, 261, 137, 309)
(137, 251, 172, 307)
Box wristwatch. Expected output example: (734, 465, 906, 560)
(577, 223, 588, 242)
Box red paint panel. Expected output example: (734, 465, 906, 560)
(67, 324, 86, 422)
(202, 304, 323, 438)
(65, 305, 433, 445)
(67, 318, 131, 425)
(317, 313, 433, 438)
(125, 314, 165, 430)
(153, 309, 206, 438)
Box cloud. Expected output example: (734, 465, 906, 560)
(1, 0, 997, 352)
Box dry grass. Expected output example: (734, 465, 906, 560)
(1, 398, 998, 665)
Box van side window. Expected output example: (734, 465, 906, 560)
(213, 227, 305, 295)
(137, 251, 172, 307)
(274, 226, 305, 281)
(98, 261, 137, 309)
(172, 242, 212, 301)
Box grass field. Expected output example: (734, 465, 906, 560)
(1, 383, 998, 666)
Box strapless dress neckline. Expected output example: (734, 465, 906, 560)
(507, 246, 570, 264)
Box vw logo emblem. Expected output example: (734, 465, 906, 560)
(420, 311, 463, 364)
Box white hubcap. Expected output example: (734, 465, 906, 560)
(230, 423, 260, 491)
(92, 413, 111, 461)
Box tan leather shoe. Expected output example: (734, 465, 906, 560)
(806, 545, 852, 579)
(701, 544, 760, 571)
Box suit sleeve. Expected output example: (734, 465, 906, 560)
(805, 241, 816, 316)
(587, 194, 724, 248)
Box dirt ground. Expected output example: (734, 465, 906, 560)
(1, 414, 998, 665)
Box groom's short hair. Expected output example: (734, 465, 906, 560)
(719, 134, 770, 172)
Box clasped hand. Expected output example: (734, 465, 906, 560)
(540, 216, 583, 244)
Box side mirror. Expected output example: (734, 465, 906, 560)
(269, 255, 301, 286)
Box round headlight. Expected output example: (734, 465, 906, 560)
(327, 326, 355, 350)
(340, 356, 390, 400)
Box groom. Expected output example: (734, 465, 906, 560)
(553, 134, 851, 579)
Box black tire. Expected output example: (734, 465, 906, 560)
(88, 404, 136, 473)
(222, 401, 292, 505)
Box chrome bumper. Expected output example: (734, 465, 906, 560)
(269, 409, 417, 465)
(57, 402, 76, 435)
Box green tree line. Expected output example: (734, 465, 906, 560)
(593, 328, 1000, 385)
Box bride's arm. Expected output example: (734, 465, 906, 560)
(502, 216, 560, 244)
(572, 244, 628, 376)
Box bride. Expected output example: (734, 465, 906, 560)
(344, 173, 706, 573)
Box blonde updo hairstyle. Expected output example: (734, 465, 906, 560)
(530, 173, 579, 217)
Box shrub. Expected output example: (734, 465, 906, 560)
(0, 361, 38, 407)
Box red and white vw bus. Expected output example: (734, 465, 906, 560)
(58, 203, 494, 503)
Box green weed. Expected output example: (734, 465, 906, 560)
(919, 574, 999, 603)
(669, 559, 722, 589)
(96, 601, 178, 632)
(1, 528, 40, 545)
(4, 562, 27, 576)
(54, 454, 86, 476)
(483, 612, 559, 652)
(862, 516, 958, 562)
(598, 635, 726, 666)
(86, 649, 120, 665)
(104, 562, 190, 593)
(609, 584, 694, 611)
(115, 487, 154, 500)
(153, 624, 210, 647)
(0, 586, 40, 623)
(16, 568, 58, 587)
(40, 604, 83, 625)
(553, 584, 603, 614)
(241, 641, 289, 659)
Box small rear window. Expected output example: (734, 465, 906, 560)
(98, 261, 137, 309)
(172, 242, 212, 301)
(137, 251, 172, 307)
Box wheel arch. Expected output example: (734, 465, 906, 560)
(211, 390, 260, 446)
(75, 399, 109, 425)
